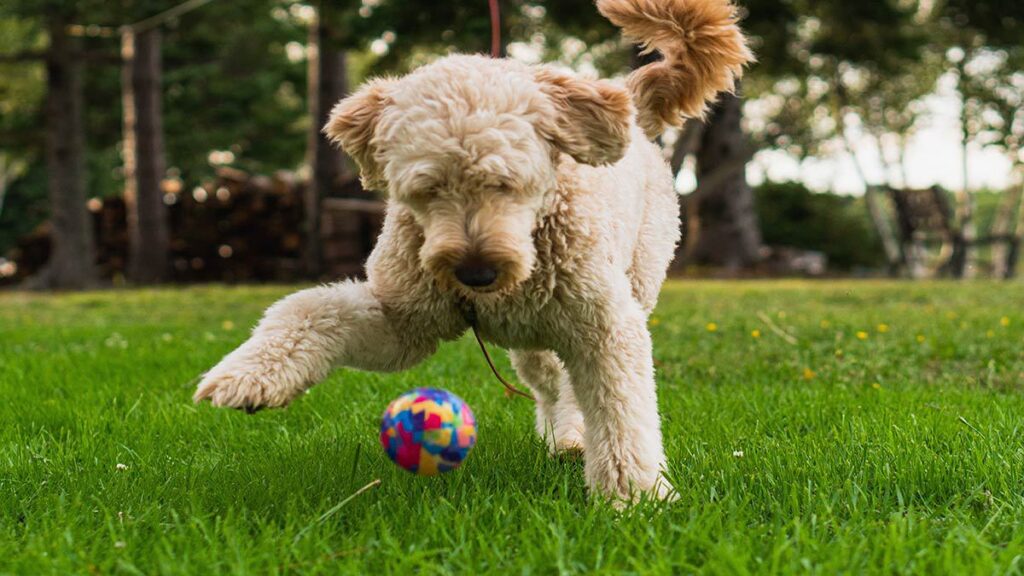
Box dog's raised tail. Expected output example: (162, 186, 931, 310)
(597, 0, 754, 138)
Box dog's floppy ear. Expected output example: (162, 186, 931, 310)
(533, 67, 633, 166)
(323, 78, 395, 191)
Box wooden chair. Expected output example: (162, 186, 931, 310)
(888, 186, 1020, 279)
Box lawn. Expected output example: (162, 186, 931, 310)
(2, 281, 1024, 574)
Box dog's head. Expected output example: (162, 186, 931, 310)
(325, 55, 633, 297)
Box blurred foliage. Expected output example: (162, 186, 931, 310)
(970, 190, 1010, 237)
(754, 183, 1014, 273)
(743, 0, 932, 163)
(0, 162, 47, 255)
(0, 16, 46, 248)
(933, 0, 1024, 165)
(937, 0, 1024, 49)
(756, 180, 885, 270)
(0, 17, 45, 149)
(158, 1, 308, 180)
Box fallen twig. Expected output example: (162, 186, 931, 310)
(756, 311, 799, 346)
(292, 478, 382, 544)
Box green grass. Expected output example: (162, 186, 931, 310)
(2, 281, 1024, 574)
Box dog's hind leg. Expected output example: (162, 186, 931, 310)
(509, 350, 585, 456)
(194, 280, 438, 411)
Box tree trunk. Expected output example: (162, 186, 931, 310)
(955, 134, 976, 278)
(0, 156, 12, 218)
(122, 28, 170, 284)
(955, 61, 977, 279)
(669, 120, 704, 267)
(305, 4, 349, 278)
(688, 91, 762, 271)
(35, 16, 98, 290)
(840, 131, 902, 274)
(863, 186, 903, 275)
(670, 119, 703, 175)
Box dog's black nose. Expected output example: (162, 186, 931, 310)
(454, 260, 498, 288)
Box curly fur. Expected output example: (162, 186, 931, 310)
(195, 0, 751, 504)
(598, 0, 754, 136)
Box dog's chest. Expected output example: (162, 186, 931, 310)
(470, 303, 554, 350)
(467, 277, 570, 350)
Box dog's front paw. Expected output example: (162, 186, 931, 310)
(193, 346, 308, 411)
(607, 474, 678, 508)
(586, 457, 676, 505)
(193, 370, 287, 412)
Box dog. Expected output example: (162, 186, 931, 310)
(194, 0, 752, 503)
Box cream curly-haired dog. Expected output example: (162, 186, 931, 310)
(195, 0, 751, 502)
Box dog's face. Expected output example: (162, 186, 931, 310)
(325, 55, 633, 297)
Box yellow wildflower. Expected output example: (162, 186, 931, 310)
(751, 329, 761, 339)
(706, 322, 718, 332)
(877, 324, 889, 333)
(649, 317, 661, 327)
(803, 368, 816, 380)
(856, 331, 869, 340)
(916, 334, 926, 343)
(1000, 317, 1010, 327)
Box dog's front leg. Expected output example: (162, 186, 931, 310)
(194, 281, 436, 410)
(559, 297, 673, 503)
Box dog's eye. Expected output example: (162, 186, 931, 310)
(489, 184, 514, 196)
(405, 188, 437, 207)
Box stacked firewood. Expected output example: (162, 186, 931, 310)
(6, 167, 385, 284)
(320, 197, 386, 279)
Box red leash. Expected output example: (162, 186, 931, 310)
(488, 0, 501, 58)
(472, 327, 535, 401)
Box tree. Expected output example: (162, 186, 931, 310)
(665, 0, 799, 269)
(0, 0, 311, 282)
(122, 27, 169, 283)
(689, 90, 762, 269)
(0, 2, 108, 288)
(828, 55, 944, 276)
(739, 0, 930, 274)
(931, 0, 1024, 276)
(302, 1, 357, 277)
(36, 11, 99, 289)
(0, 15, 46, 254)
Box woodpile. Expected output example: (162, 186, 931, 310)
(320, 197, 386, 279)
(5, 167, 384, 285)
